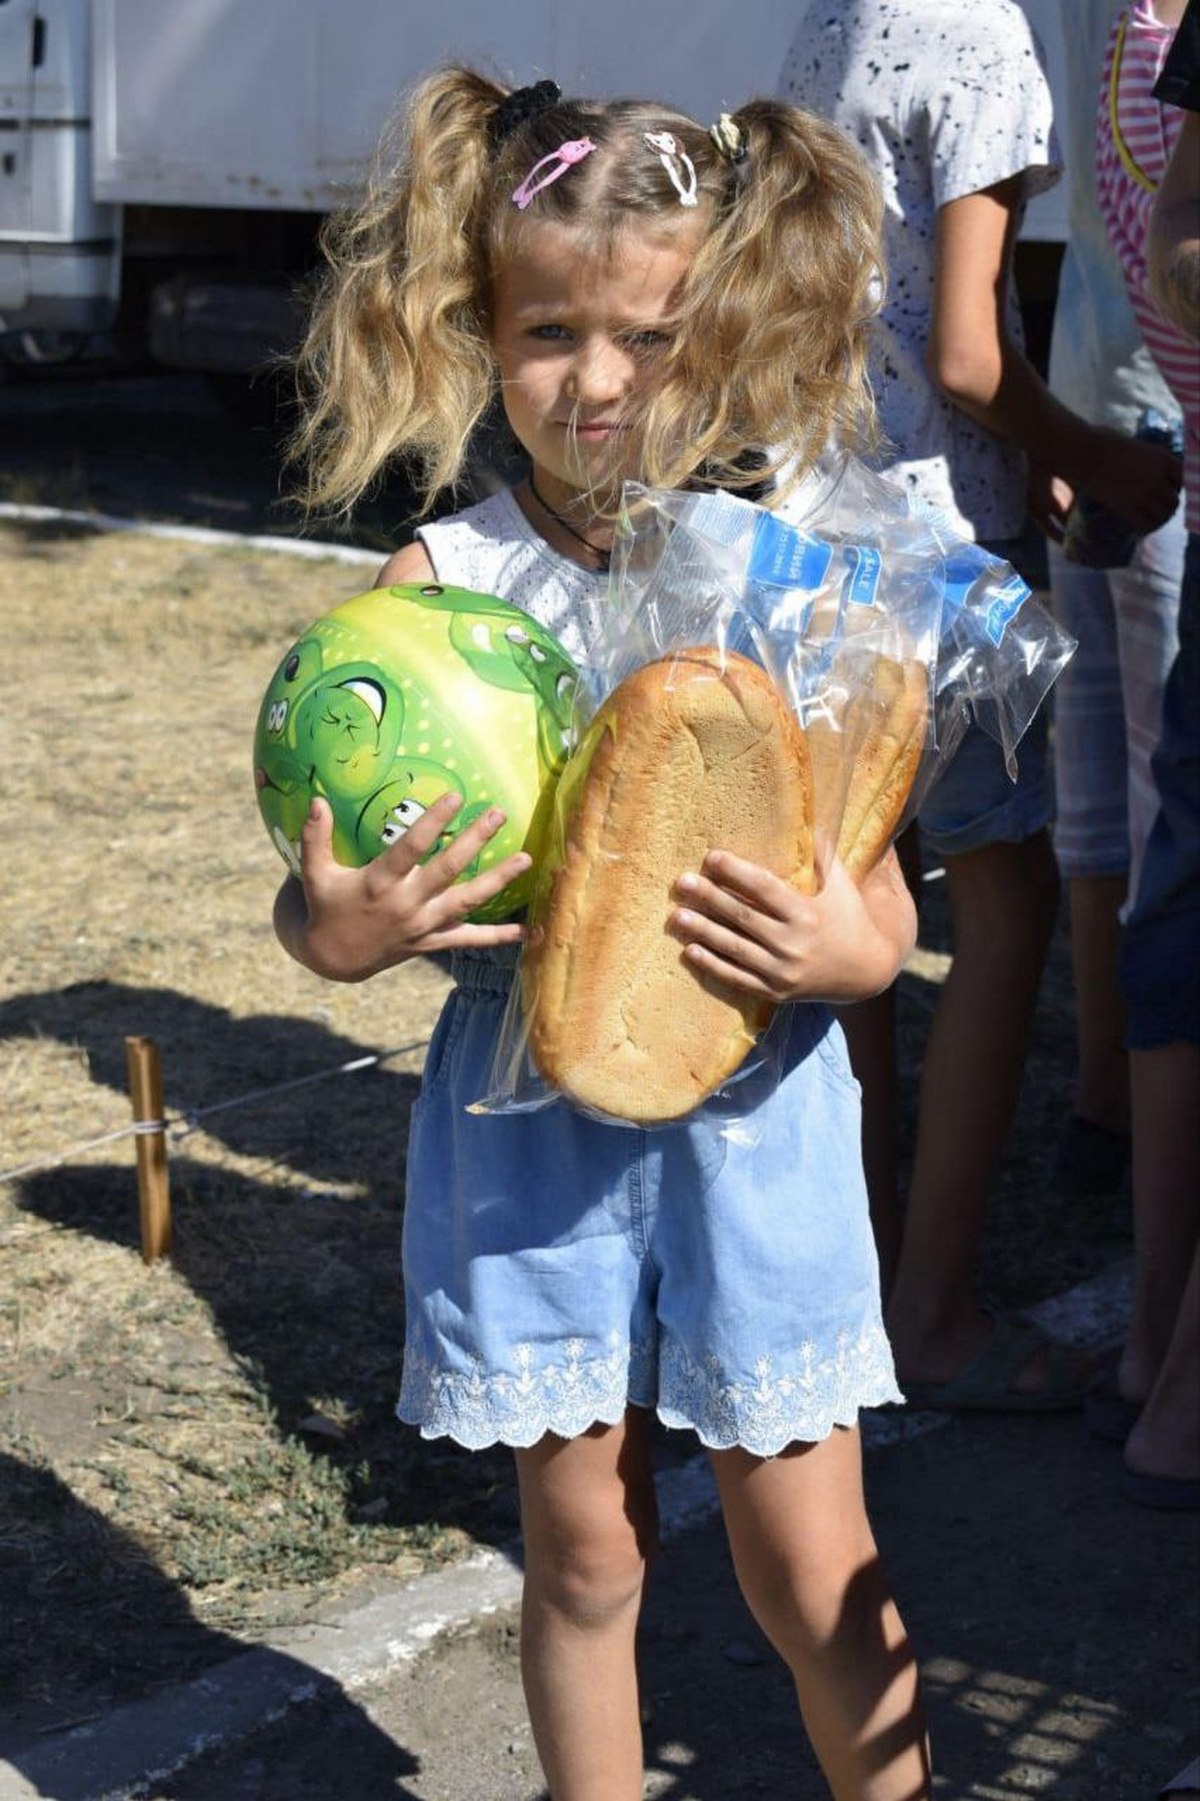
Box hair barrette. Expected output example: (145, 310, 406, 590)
(511, 136, 596, 210)
(709, 113, 747, 164)
(488, 79, 562, 150)
(643, 130, 698, 207)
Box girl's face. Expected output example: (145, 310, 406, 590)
(491, 221, 694, 510)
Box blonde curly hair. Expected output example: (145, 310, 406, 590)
(288, 65, 884, 519)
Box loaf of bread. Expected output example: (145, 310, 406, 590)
(522, 648, 815, 1124)
(806, 653, 928, 881)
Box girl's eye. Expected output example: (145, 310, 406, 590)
(625, 329, 671, 352)
(530, 323, 572, 342)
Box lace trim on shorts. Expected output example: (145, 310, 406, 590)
(398, 1322, 901, 1454)
(659, 1327, 903, 1455)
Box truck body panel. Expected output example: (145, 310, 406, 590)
(0, 0, 1069, 357)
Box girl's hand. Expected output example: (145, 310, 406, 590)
(670, 843, 915, 1004)
(275, 793, 530, 981)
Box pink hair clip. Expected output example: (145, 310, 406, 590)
(511, 137, 597, 210)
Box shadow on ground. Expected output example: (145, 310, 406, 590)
(0, 976, 522, 1731)
(0, 1455, 425, 1800)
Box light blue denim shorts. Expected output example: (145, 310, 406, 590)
(918, 537, 1052, 860)
(919, 709, 1051, 859)
(397, 949, 901, 1456)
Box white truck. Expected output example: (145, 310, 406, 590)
(0, 0, 1068, 372)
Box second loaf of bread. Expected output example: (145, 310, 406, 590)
(522, 647, 815, 1124)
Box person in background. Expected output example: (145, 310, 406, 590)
(1046, 0, 1185, 1210)
(779, 0, 1181, 1410)
(1094, 0, 1200, 1520)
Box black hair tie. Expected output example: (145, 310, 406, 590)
(488, 79, 563, 149)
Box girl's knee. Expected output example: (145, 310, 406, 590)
(526, 1528, 649, 1630)
(738, 1538, 893, 1671)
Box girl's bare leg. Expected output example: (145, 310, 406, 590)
(514, 1408, 657, 1801)
(711, 1428, 932, 1800)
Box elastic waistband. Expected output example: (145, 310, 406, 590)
(450, 945, 521, 994)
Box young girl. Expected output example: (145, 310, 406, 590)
(275, 66, 932, 1799)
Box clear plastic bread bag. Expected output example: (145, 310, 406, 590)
(471, 456, 1075, 1135)
(469, 551, 804, 1142)
(773, 450, 1078, 781)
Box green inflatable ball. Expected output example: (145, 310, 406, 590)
(252, 583, 579, 922)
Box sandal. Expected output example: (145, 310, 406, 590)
(1123, 1466, 1200, 1512)
(1084, 1383, 1143, 1444)
(900, 1315, 1095, 1414)
(1160, 1754, 1200, 1796)
(1052, 1114, 1130, 1198)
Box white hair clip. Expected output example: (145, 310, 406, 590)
(709, 113, 746, 164)
(643, 130, 698, 208)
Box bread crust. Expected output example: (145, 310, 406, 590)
(807, 654, 928, 881)
(522, 648, 815, 1124)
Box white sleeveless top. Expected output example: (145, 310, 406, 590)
(417, 488, 610, 667)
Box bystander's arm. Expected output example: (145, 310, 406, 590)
(927, 179, 1182, 532)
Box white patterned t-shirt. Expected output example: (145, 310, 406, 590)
(779, 0, 1062, 541)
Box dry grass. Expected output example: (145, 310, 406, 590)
(0, 520, 517, 1730)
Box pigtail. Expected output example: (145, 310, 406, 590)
(288, 67, 505, 519)
(636, 100, 885, 497)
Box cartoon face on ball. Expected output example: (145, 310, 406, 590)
(354, 758, 486, 869)
(253, 583, 579, 922)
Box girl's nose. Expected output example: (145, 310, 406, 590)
(568, 336, 633, 406)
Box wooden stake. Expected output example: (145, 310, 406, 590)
(125, 1035, 172, 1264)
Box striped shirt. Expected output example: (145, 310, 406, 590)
(1097, 0, 1200, 531)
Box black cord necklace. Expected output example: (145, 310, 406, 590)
(527, 474, 611, 574)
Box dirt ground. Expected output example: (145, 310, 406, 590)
(0, 365, 1170, 1793)
(149, 1411, 1200, 1801)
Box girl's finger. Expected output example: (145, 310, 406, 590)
(671, 904, 777, 980)
(418, 917, 528, 954)
(679, 936, 774, 998)
(428, 845, 533, 921)
(423, 806, 517, 892)
(298, 797, 338, 894)
(675, 870, 775, 944)
(696, 849, 794, 918)
(375, 789, 466, 872)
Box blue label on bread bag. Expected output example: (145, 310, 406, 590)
(940, 548, 1030, 645)
(749, 513, 834, 591)
(844, 543, 882, 607)
(941, 546, 991, 616)
(980, 571, 1030, 645)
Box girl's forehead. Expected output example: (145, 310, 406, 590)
(494, 220, 697, 308)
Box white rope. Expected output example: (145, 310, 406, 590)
(0, 1120, 170, 1184)
(0, 1039, 428, 1187)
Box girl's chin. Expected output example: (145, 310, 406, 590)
(559, 447, 637, 496)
